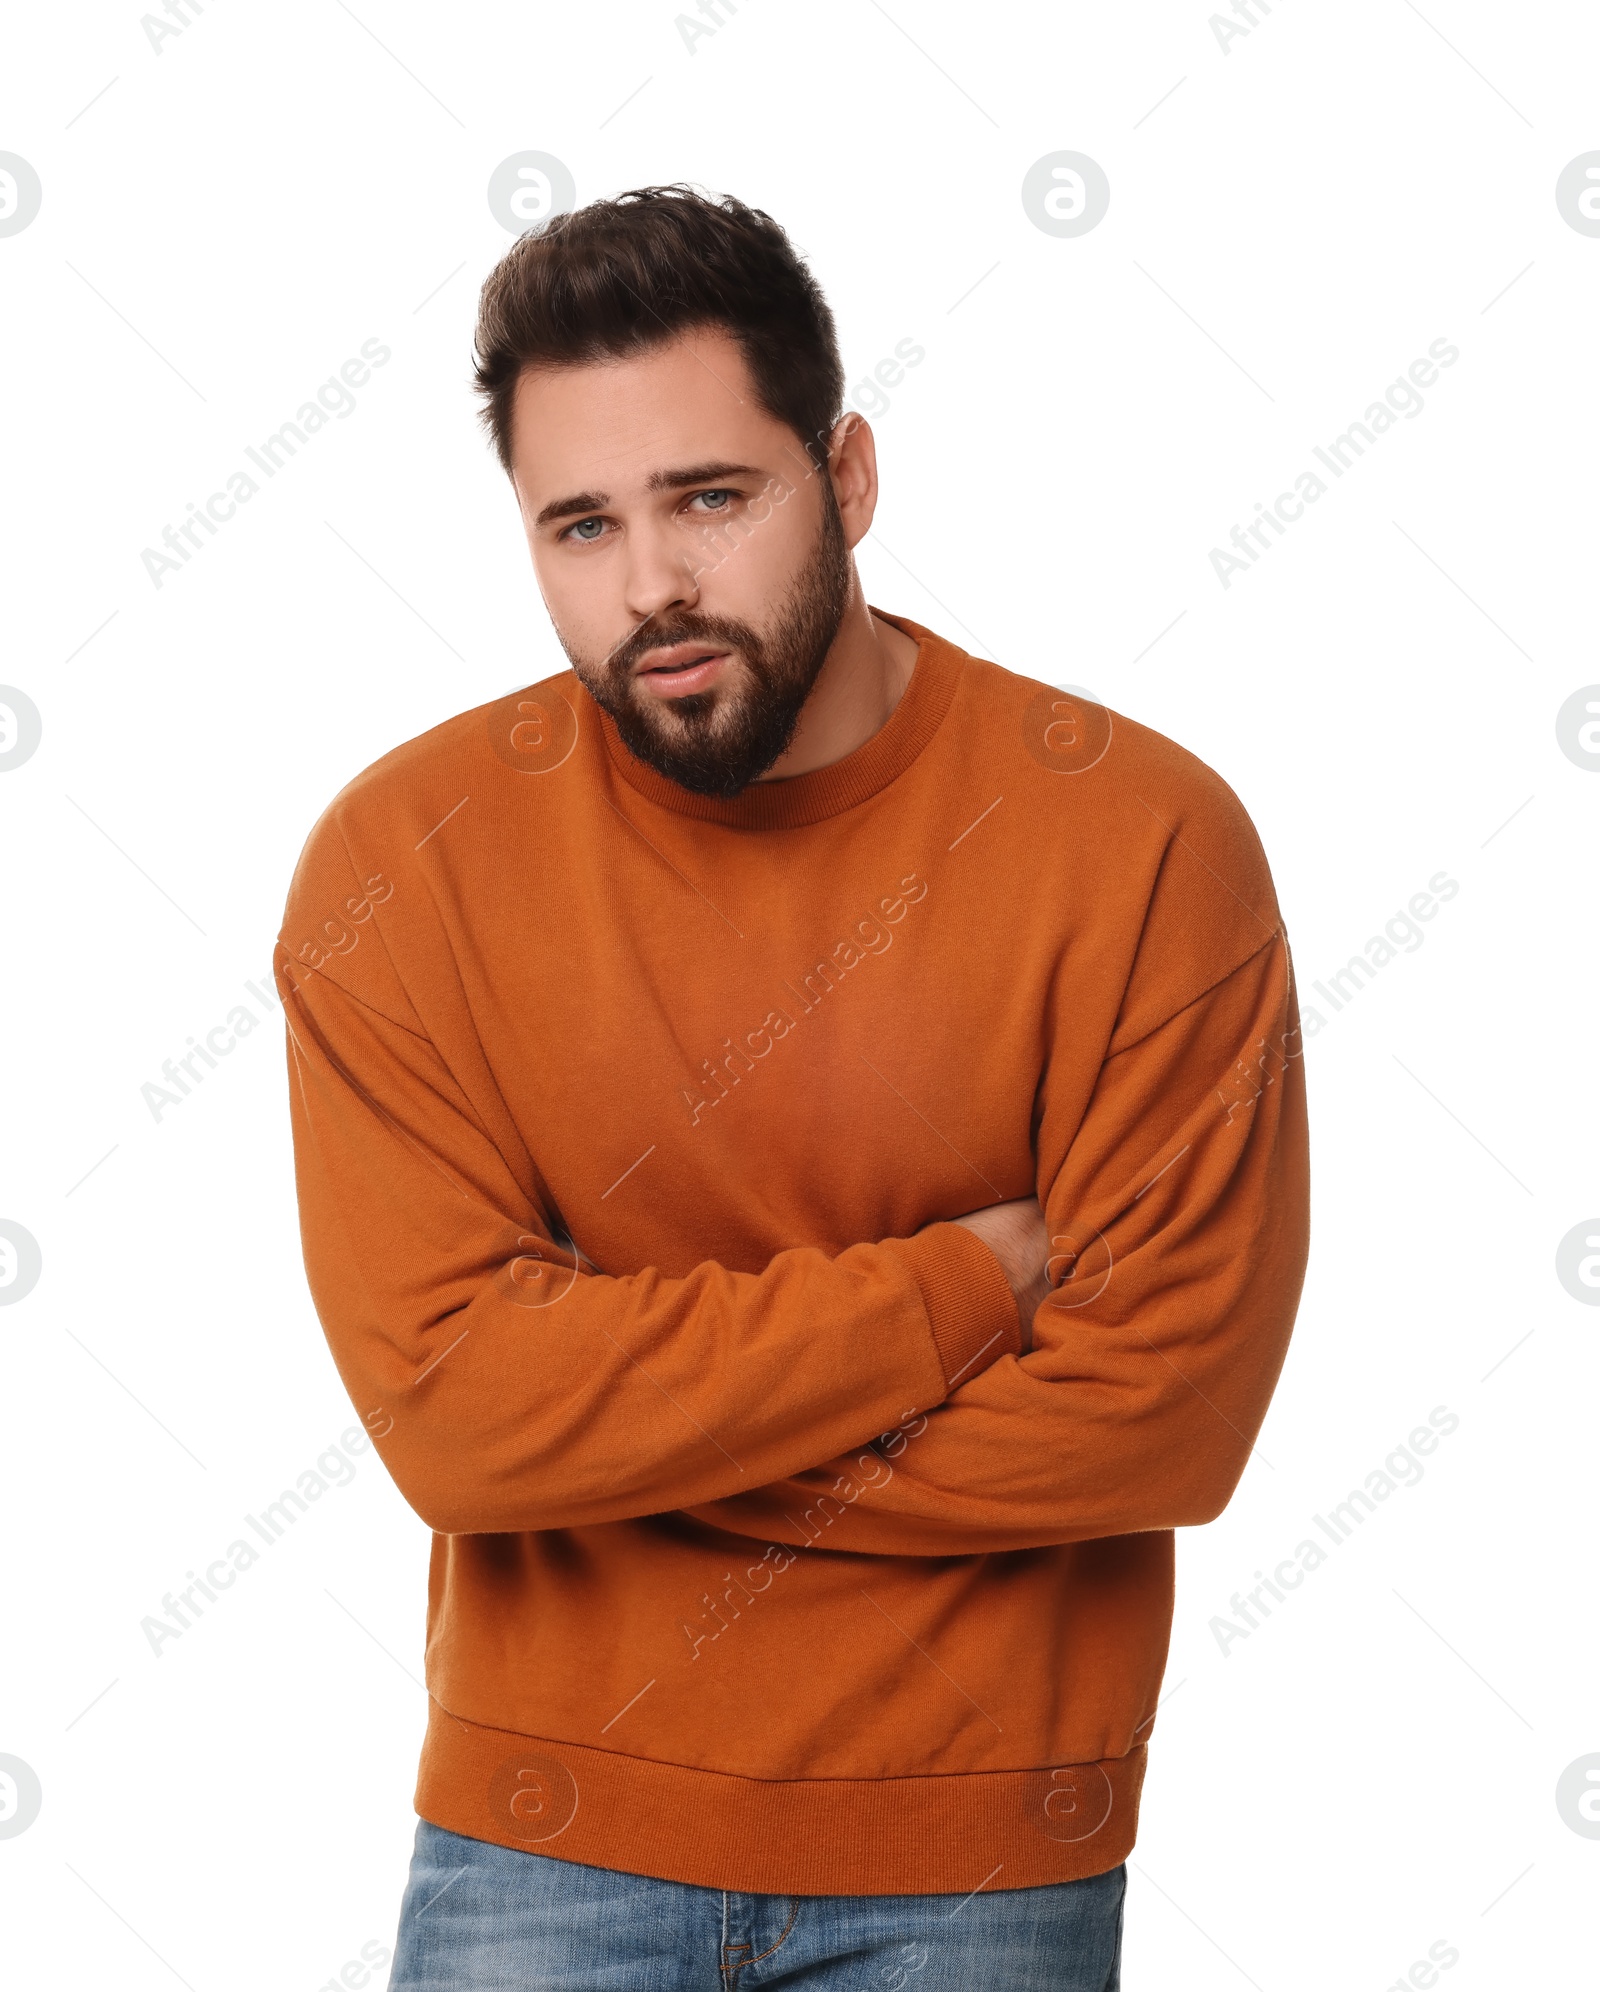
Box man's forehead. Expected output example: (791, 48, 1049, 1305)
(510, 332, 797, 508)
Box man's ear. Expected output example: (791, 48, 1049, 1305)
(829, 412, 880, 546)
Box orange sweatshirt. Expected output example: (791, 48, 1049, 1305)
(276, 609, 1309, 1895)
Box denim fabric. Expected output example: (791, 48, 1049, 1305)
(389, 1819, 1124, 1990)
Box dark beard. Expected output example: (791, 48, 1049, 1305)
(569, 484, 853, 799)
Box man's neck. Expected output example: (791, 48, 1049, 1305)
(755, 595, 919, 782)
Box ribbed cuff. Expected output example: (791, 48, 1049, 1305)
(897, 1222, 1024, 1395)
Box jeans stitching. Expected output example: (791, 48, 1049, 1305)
(744, 1896, 800, 1966)
(721, 1894, 799, 1986)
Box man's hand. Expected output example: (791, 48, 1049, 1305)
(943, 1196, 1051, 1354)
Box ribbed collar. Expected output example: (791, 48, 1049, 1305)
(589, 609, 965, 830)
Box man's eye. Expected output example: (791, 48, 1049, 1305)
(566, 517, 605, 542)
(692, 489, 733, 512)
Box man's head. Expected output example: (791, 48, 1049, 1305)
(473, 185, 869, 798)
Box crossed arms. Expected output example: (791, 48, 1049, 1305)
(278, 893, 1308, 1558)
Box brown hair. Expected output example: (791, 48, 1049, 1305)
(472, 183, 845, 482)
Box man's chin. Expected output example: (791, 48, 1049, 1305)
(619, 740, 777, 799)
(610, 702, 791, 799)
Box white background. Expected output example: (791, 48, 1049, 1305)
(3, 1, 1597, 1986)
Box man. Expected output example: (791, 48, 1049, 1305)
(278, 183, 1309, 1990)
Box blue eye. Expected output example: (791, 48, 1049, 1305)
(568, 518, 604, 541)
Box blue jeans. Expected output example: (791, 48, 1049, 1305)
(389, 1820, 1124, 1990)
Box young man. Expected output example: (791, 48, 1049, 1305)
(277, 184, 1309, 1990)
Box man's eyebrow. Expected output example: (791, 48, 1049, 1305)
(533, 462, 765, 531)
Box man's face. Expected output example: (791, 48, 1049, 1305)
(508, 324, 853, 797)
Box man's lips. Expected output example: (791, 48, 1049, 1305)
(633, 643, 732, 697)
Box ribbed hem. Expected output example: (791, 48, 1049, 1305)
(894, 1222, 1024, 1392)
(416, 1700, 1144, 1895)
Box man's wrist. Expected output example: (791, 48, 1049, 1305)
(892, 1222, 1025, 1391)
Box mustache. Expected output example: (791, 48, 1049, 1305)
(608, 617, 757, 679)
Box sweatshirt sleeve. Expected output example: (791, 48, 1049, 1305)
(276, 906, 1022, 1539)
(678, 927, 1310, 1556)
